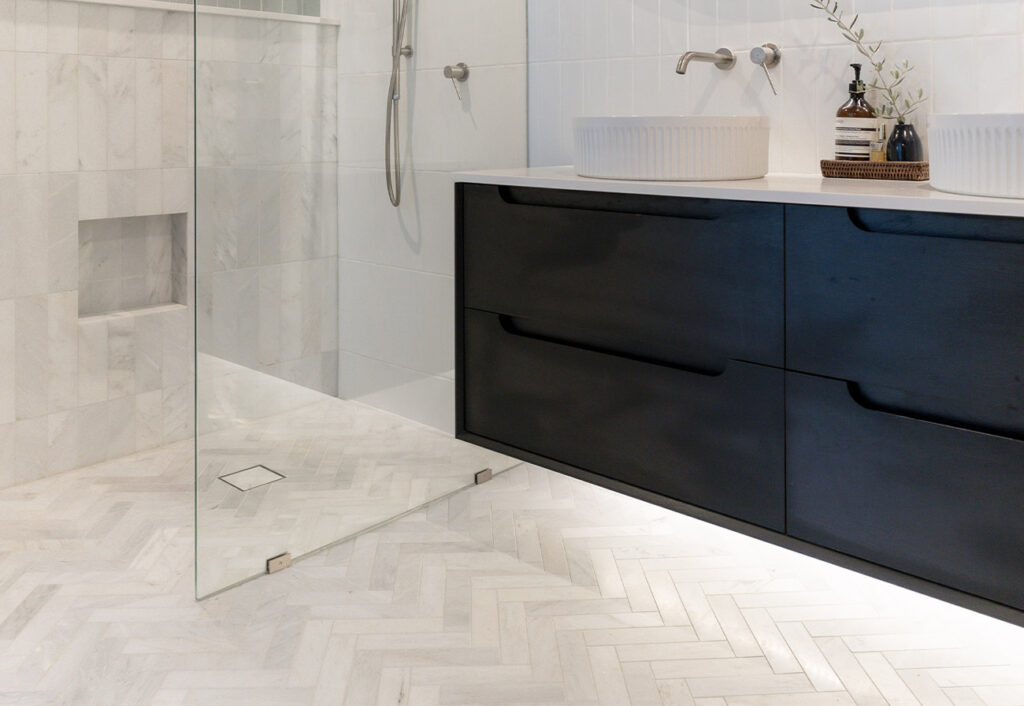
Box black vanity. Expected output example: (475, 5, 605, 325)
(455, 178, 1024, 625)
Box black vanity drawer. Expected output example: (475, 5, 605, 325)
(787, 371, 1024, 611)
(463, 308, 785, 531)
(461, 184, 784, 370)
(787, 205, 1024, 437)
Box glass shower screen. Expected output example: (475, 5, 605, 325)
(194, 0, 527, 598)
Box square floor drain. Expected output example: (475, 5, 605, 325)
(219, 465, 285, 492)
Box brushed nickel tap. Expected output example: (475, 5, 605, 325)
(676, 48, 736, 75)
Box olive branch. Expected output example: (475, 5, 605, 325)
(810, 0, 927, 123)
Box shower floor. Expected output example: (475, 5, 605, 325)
(196, 355, 517, 597)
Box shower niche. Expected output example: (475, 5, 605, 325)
(78, 213, 188, 318)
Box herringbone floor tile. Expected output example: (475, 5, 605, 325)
(2, 439, 1024, 705)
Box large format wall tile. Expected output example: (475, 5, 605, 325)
(0, 2, 209, 489)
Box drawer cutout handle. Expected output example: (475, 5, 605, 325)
(496, 186, 723, 221)
(847, 381, 1024, 442)
(845, 208, 1024, 244)
(498, 314, 727, 378)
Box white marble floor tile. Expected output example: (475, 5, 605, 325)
(1, 441, 1024, 704)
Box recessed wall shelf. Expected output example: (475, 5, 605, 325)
(78, 213, 187, 318)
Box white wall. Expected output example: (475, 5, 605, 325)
(528, 0, 1024, 174)
(332, 0, 528, 433)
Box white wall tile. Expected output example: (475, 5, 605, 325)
(528, 1, 1024, 174)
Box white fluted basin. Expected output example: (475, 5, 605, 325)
(930, 114, 1024, 199)
(572, 115, 770, 181)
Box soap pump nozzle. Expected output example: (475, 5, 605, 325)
(849, 63, 867, 94)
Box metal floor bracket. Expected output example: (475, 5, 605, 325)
(267, 552, 292, 574)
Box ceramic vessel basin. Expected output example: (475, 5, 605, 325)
(930, 113, 1024, 199)
(572, 115, 770, 181)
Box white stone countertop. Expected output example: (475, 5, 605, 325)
(453, 166, 1024, 219)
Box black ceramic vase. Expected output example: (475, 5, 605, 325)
(887, 122, 924, 162)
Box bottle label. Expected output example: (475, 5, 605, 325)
(835, 117, 878, 161)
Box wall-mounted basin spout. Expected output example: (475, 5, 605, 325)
(676, 48, 735, 74)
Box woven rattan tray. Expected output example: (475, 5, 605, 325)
(821, 160, 930, 181)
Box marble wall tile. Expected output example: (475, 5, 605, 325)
(107, 315, 136, 398)
(161, 60, 189, 168)
(0, 301, 14, 425)
(257, 266, 282, 367)
(162, 382, 193, 444)
(77, 5, 108, 57)
(15, 295, 49, 421)
(107, 57, 136, 171)
(0, 5, 342, 487)
(106, 394, 135, 459)
(0, 52, 16, 175)
(0, 426, 12, 484)
(77, 170, 108, 221)
(135, 59, 162, 169)
(107, 7, 135, 58)
(77, 55, 108, 171)
(48, 291, 78, 413)
(47, 409, 78, 474)
(16, 52, 48, 172)
(16, 0, 48, 54)
(17, 175, 50, 297)
(135, 168, 162, 215)
(75, 400, 108, 467)
(162, 12, 192, 61)
(0, 4, 14, 52)
(48, 174, 79, 293)
(162, 168, 191, 214)
(161, 306, 191, 389)
(77, 317, 108, 407)
(0, 176, 17, 300)
(135, 389, 163, 451)
(47, 3, 78, 56)
(106, 169, 136, 217)
(47, 53, 79, 174)
(14, 416, 48, 484)
(134, 311, 164, 394)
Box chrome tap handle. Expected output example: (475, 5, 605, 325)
(750, 43, 781, 96)
(444, 63, 470, 101)
(444, 63, 470, 81)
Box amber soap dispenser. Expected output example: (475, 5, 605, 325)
(834, 63, 878, 161)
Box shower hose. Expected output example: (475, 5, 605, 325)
(385, 0, 411, 207)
